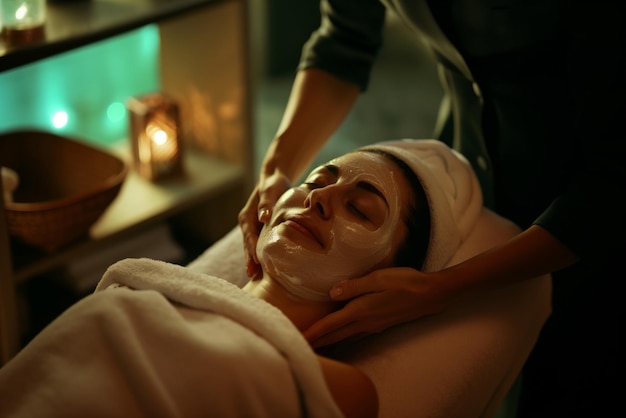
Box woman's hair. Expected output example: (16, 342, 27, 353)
(360, 149, 431, 270)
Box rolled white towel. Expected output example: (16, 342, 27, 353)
(1, 166, 19, 203)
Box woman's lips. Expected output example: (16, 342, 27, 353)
(283, 217, 324, 247)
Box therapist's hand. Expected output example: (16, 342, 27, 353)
(238, 168, 291, 279)
(303, 267, 451, 348)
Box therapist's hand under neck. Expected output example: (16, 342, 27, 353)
(238, 169, 292, 280)
(303, 267, 450, 348)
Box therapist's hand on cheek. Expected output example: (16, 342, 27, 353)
(303, 267, 450, 348)
(238, 168, 292, 280)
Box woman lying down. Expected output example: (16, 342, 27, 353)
(0, 140, 481, 418)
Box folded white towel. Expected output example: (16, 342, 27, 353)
(97, 258, 344, 418)
(363, 139, 483, 272)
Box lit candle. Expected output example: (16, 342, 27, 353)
(1, 0, 46, 29)
(127, 93, 183, 181)
(1, 0, 47, 46)
(146, 119, 177, 162)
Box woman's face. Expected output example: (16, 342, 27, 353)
(256, 151, 413, 301)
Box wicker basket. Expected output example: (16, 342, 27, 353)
(0, 130, 128, 252)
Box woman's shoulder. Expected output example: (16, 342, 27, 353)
(316, 355, 379, 418)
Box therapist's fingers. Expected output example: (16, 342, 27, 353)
(309, 323, 373, 349)
(239, 170, 292, 279)
(303, 303, 364, 348)
(313, 331, 371, 352)
(306, 273, 390, 345)
(257, 170, 291, 221)
(304, 293, 392, 347)
(238, 190, 263, 278)
(306, 268, 447, 347)
(328, 269, 390, 300)
(245, 253, 262, 280)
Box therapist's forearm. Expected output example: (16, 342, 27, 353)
(442, 225, 579, 298)
(262, 68, 361, 183)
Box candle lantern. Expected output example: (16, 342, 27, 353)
(0, 0, 47, 46)
(127, 93, 184, 181)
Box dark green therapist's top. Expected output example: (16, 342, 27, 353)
(298, 0, 626, 269)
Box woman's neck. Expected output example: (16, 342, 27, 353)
(243, 276, 340, 332)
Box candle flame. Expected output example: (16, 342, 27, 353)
(144, 121, 178, 164)
(15, 4, 28, 20)
(152, 129, 168, 145)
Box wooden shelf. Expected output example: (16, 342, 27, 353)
(1, 0, 253, 365)
(11, 145, 245, 283)
(0, 0, 221, 72)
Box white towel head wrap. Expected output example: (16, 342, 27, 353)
(360, 139, 483, 272)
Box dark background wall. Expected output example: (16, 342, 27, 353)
(265, 0, 321, 76)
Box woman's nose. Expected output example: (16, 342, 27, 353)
(305, 187, 332, 219)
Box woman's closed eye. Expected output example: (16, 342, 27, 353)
(302, 163, 388, 226)
(348, 195, 387, 227)
(348, 203, 369, 220)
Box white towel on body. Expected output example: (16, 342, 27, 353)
(0, 258, 343, 418)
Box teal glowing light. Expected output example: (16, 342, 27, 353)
(0, 25, 160, 147)
(107, 102, 126, 122)
(51, 111, 69, 129)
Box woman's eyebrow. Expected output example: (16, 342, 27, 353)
(322, 163, 389, 208)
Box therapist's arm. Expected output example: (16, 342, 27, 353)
(261, 67, 361, 183)
(435, 225, 578, 299)
(238, 68, 360, 276)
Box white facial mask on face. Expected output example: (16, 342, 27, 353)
(256, 153, 403, 301)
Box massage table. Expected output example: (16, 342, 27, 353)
(0, 212, 550, 418)
(187, 210, 551, 418)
